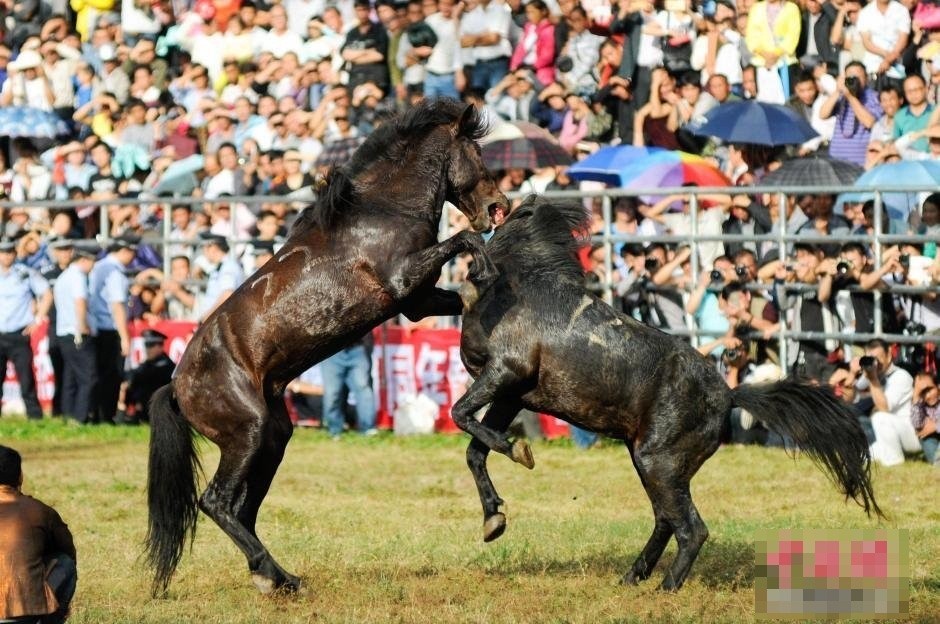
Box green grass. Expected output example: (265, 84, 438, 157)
(2, 417, 938, 623)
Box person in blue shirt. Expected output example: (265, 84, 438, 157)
(88, 233, 136, 424)
(53, 243, 98, 424)
(0, 239, 52, 420)
(196, 233, 245, 323)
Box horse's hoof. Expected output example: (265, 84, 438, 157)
(483, 513, 507, 542)
(620, 570, 646, 586)
(251, 573, 277, 595)
(460, 281, 480, 311)
(511, 440, 535, 469)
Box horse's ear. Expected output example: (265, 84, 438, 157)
(452, 104, 476, 138)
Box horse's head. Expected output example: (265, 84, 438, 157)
(444, 105, 509, 233)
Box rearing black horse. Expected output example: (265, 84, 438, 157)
(145, 99, 509, 596)
(455, 196, 881, 591)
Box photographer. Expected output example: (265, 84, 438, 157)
(699, 331, 783, 446)
(623, 243, 686, 330)
(911, 371, 940, 465)
(854, 338, 918, 467)
(830, 241, 901, 337)
(819, 61, 882, 166)
(771, 242, 840, 381)
(686, 255, 736, 346)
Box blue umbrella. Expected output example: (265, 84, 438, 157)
(692, 100, 819, 146)
(839, 160, 940, 221)
(567, 145, 667, 185)
(0, 107, 70, 139)
(150, 154, 205, 196)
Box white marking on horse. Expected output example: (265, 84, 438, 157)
(589, 333, 605, 347)
(566, 295, 593, 332)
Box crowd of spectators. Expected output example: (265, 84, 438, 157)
(1, 0, 939, 461)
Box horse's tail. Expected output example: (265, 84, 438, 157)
(731, 379, 883, 519)
(145, 384, 202, 597)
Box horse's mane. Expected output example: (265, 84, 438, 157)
(486, 195, 590, 283)
(292, 99, 487, 233)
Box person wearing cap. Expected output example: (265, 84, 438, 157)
(0, 49, 54, 110)
(0, 239, 52, 420)
(196, 233, 245, 323)
(244, 239, 276, 274)
(0, 445, 78, 624)
(97, 44, 130, 104)
(43, 238, 76, 417)
(53, 243, 98, 424)
(121, 329, 174, 424)
(87, 233, 137, 424)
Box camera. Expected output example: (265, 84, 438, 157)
(556, 55, 574, 73)
(836, 260, 852, 275)
(644, 257, 660, 272)
(899, 253, 910, 268)
(859, 355, 878, 371)
(905, 320, 926, 335)
(709, 269, 723, 283)
(844, 75, 863, 98)
(723, 348, 740, 362)
(734, 265, 749, 280)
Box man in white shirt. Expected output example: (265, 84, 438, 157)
(856, 0, 909, 82)
(423, 0, 463, 99)
(856, 338, 918, 466)
(459, 0, 514, 92)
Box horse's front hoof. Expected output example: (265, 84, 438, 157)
(511, 440, 535, 469)
(483, 513, 507, 542)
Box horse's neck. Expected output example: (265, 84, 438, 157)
(358, 160, 446, 224)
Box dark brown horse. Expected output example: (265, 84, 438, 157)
(454, 196, 881, 591)
(145, 99, 509, 596)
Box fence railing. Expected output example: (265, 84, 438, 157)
(4, 183, 938, 375)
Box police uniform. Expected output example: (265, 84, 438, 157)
(42, 237, 74, 416)
(0, 241, 50, 419)
(88, 236, 134, 423)
(53, 245, 98, 424)
(196, 236, 245, 321)
(125, 330, 174, 422)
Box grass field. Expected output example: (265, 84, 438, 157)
(2, 416, 938, 624)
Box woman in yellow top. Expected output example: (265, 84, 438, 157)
(745, 0, 802, 97)
(70, 0, 116, 41)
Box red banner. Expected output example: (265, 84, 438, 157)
(3, 321, 569, 437)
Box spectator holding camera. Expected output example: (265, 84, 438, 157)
(772, 242, 840, 381)
(855, 338, 918, 467)
(911, 371, 940, 464)
(819, 61, 882, 166)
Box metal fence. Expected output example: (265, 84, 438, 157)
(3, 183, 938, 376)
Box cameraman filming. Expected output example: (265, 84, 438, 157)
(819, 61, 882, 166)
(853, 338, 918, 467)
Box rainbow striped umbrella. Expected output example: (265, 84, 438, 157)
(618, 150, 731, 192)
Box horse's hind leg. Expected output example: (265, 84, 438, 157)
(198, 395, 299, 595)
(452, 365, 533, 469)
(629, 444, 714, 591)
(466, 399, 522, 542)
(234, 398, 300, 592)
(621, 446, 675, 585)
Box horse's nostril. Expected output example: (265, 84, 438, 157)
(488, 202, 507, 227)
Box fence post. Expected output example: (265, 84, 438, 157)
(872, 190, 884, 337)
(776, 191, 788, 376)
(688, 192, 701, 347)
(162, 201, 171, 277)
(601, 193, 613, 305)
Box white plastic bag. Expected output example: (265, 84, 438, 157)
(393, 392, 438, 435)
(756, 66, 786, 105)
